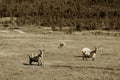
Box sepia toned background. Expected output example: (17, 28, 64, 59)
(0, 0, 120, 80)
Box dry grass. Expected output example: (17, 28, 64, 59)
(82, 30, 120, 37)
(0, 28, 120, 80)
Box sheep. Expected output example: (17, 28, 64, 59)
(81, 47, 98, 61)
(28, 49, 45, 66)
(58, 41, 66, 48)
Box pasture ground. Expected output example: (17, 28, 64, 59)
(0, 27, 120, 80)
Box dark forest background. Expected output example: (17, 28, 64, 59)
(0, 0, 120, 31)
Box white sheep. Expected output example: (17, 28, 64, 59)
(28, 49, 45, 66)
(58, 41, 66, 48)
(81, 47, 98, 61)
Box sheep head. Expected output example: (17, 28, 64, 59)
(94, 47, 99, 53)
(38, 49, 45, 57)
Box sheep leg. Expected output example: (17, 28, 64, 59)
(41, 62, 42, 66)
(38, 60, 39, 66)
(82, 58, 84, 60)
(38, 59, 40, 66)
(82, 56, 88, 60)
(29, 59, 32, 65)
(38, 61, 42, 66)
(92, 58, 95, 61)
(38, 58, 42, 66)
(82, 56, 84, 60)
(40, 59, 43, 66)
(85, 56, 87, 60)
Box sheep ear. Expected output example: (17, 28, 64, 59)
(95, 47, 99, 50)
(38, 49, 41, 52)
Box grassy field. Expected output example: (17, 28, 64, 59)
(0, 28, 120, 80)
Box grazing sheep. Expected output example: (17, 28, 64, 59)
(58, 42, 66, 48)
(81, 47, 98, 61)
(28, 49, 45, 66)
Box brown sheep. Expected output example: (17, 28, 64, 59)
(28, 49, 45, 66)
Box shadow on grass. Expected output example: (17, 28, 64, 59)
(74, 55, 83, 60)
(51, 64, 120, 71)
(22, 63, 40, 66)
(74, 55, 83, 58)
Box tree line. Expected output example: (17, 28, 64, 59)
(0, 0, 120, 31)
